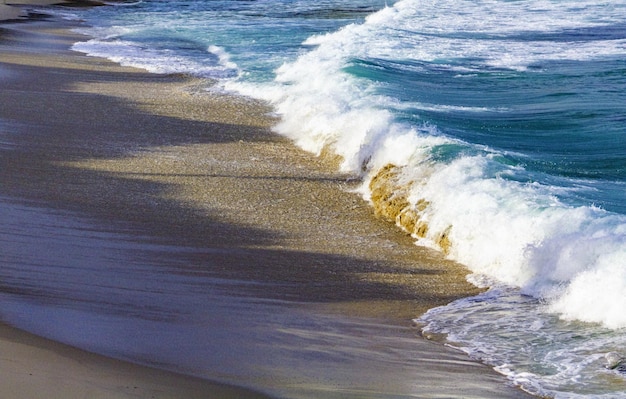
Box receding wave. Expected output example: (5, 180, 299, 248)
(72, 33, 239, 78)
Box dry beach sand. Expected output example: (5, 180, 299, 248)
(0, 4, 535, 398)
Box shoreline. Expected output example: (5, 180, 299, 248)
(0, 8, 534, 399)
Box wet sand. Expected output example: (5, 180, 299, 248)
(0, 5, 24, 21)
(0, 322, 269, 399)
(0, 10, 534, 399)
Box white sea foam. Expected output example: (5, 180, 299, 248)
(72, 37, 239, 78)
(418, 284, 626, 398)
(207, 45, 238, 72)
(304, 0, 626, 72)
(405, 155, 626, 330)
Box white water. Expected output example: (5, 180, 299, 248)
(73, 36, 239, 78)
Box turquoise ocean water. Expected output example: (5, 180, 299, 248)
(46, 0, 626, 397)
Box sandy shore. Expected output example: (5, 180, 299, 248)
(0, 9, 534, 399)
(0, 322, 269, 399)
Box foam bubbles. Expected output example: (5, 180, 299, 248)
(72, 36, 239, 79)
(549, 247, 626, 329)
(380, 146, 626, 330)
(418, 283, 626, 398)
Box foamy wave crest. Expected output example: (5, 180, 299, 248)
(230, 0, 626, 329)
(392, 156, 626, 330)
(72, 39, 239, 79)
